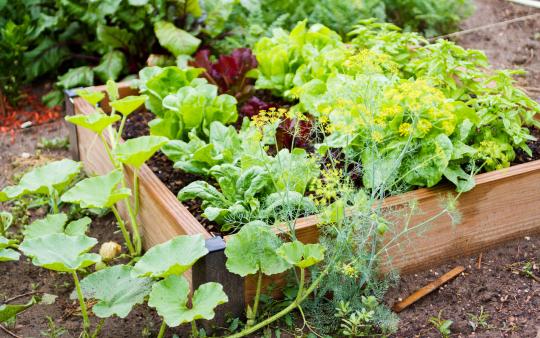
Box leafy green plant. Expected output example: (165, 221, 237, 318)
(65, 81, 165, 256)
(429, 311, 453, 338)
(467, 306, 492, 332)
(19, 233, 101, 334)
(0, 211, 13, 237)
(0, 159, 81, 213)
(129, 234, 227, 338)
(22, 213, 90, 239)
(0, 235, 19, 262)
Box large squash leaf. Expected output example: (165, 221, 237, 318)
(110, 95, 148, 116)
(76, 265, 153, 318)
(65, 112, 121, 134)
(20, 233, 101, 272)
(114, 136, 168, 169)
(224, 221, 290, 277)
(132, 235, 208, 278)
(0, 159, 81, 201)
(276, 241, 325, 269)
(148, 275, 227, 327)
(61, 170, 130, 209)
(23, 213, 91, 239)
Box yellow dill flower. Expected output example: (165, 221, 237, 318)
(398, 123, 411, 137)
(251, 107, 286, 128)
(371, 130, 384, 143)
(441, 121, 455, 135)
(417, 119, 432, 135)
(341, 263, 358, 278)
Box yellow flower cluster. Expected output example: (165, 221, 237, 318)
(340, 263, 359, 278)
(310, 167, 342, 205)
(251, 107, 287, 128)
(343, 49, 398, 75)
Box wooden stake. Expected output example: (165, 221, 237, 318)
(392, 266, 466, 313)
(477, 253, 483, 269)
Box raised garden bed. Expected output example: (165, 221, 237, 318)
(65, 82, 540, 314)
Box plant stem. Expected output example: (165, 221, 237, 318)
(72, 271, 90, 331)
(227, 268, 322, 338)
(99, 133, 116, 166)
(247, 271, 263, 327)
(191, 321, 198, 337)
(157, 321, 167, 338)
(91, 319, 105, 338)
(133, 169, 140, 215)
(50, 191, 59, 214)
(115, 114, 127, 145)
(125, 198, 142, 255)
(111, 205, 136, 256)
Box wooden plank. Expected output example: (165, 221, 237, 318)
(392, 266, 465, 312)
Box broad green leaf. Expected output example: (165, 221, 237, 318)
(148, 275, 227, 327)
(225, 221, 290, 277)
(76, 89, 105, 106)
(132, 235, 208, 278)
(94, 51, 126, 82)
(201, 0, 236, 38)
(0, 236, 16, 249)
(276, 241, 325, 268)
(106, 80, 119, 101)
(65, 218, 92, 236)
(154, 21, 201, 57)
(0, 298, 37, 322)
(76, 265, 153, 318)
(114, 136, 168, 169)
(128, 0, 148, 5)
(23, 213, 67, 239)
(57, 66, 94, 89)
(20, 234, 101, 272)
(110, 95, 149, 116)
(96, 24, 132, 49)
(61, 170, 131, 209)
(65, 112, 121, 134)
(0, 159, 82, 201)
(0, 248, 20, 262)
(0, 211, 13, 234)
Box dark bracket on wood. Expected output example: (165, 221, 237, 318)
(192, 236, 244, 330)
(64, 89, 80, 161)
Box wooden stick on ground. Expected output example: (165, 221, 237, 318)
(392, 266, 466, 313)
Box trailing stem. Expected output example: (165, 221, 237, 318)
(111, 205, 136, 256)
(227, 268, 325, 338)
(72, 271, 90, 332)
(191, 321, 198, 337)
(157, 321, 167, 338)
(247, 271, 263, 327)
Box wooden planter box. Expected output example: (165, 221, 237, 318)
(65, 83, 540, 316)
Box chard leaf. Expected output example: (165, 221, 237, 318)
(61, 170, 130, 209)
(132, 235, 208, 278)
(20, 234, 101, 272)
(65, 112, 121, 134)
(154, 21, 201, 57)
(114, 136, 168, 169)
(96, 24, 132, 49)
(57, 66, 94, 89)
(148, 275, 227, 327)
(94, 50, 126, 82)
(0, 159, 81, 201)
(178, 181, 226, 206)
(225, 221, 290, 276)
(110, 95, 148, 116)
(276, 241, 325, 268)
(76, 265, 153, 318)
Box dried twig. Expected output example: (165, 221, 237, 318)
(0, 324, 22, 338)
(477, 253, 483, 269)
(392, 266, 466, 313)
(4, 291, 41, 304)
(429, 13, 540, 41)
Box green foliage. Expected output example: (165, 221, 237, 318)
(429, 311, 453, 338)
(132, 235, 208, 278)
(148, 275, 228, 327)
(224, 221, 290, 277)
(0, 235, 20, 262)
(76, 265, 153, 318)
(0, 211, 13, 236)
(154, 21, 201, 57)
(109, 95, 148, 116)
(276, 241, 325, 269)
(0, 297, 37, 323)
(61, 170, 131, 209)
(0, 159, 81, 201)
(114, 136, 168, 169)
(23, 213, 90, 239)
(20, 233, 101, 272)
(65, 113, 121, 134)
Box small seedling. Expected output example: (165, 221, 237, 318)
(467, 306, 492, 332)
(37, 137, 70, 151)
(429, 311, 453, 338)
(40, 316, 67, 338)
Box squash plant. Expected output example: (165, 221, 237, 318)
(66, 81, 168, 256)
